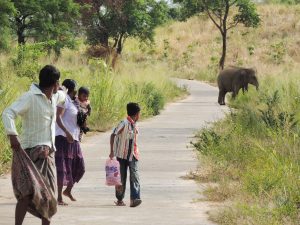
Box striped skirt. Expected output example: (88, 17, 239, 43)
(55, 135, 85, 187)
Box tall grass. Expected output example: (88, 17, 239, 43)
(0, 44, 185, 174)
(193, 73, 300, 224)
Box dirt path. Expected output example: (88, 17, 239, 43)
(0, 79, 225, 225)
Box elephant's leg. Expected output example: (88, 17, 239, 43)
(218, 91, 223, 105)
(218, 90, 226, 105)
(221, 91, 226, 105)
(232, 91, 237, 99)
(232, 87, 240, 99)
(219, 91, 226, 105)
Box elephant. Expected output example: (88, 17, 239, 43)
(217, 66, 259, 105)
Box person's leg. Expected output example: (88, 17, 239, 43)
(63, 184, 76, 201)
(57, 182, 68, 205)
(55, 136, 68, 205)
(63, 141, 85, 202)
(41, 217, 50, 225)
(15, 196, 30, 225)
(115, 158, 128, 205)
(129, 158, 141, 207)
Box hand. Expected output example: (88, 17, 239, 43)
(66, 131, 74, 143)
(9, 135, 22, 152)
(109, 151, 114, 160)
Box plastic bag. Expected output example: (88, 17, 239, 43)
(105, 158, 122, 186)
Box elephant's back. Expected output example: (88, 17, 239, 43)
(218, 68, 238, 90)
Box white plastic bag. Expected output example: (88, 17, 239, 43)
(105, 158, 122, 186)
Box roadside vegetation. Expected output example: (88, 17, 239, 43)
(0, 1, 299, 223)
(146, 3, 300, 224)
(0, 45, 184, 174)
(0, 1, 185, 174)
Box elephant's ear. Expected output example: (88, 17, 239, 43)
(239, 69, 247, 84)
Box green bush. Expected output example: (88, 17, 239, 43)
(141, 82, 165, 116)
(10, 43, 49, 80)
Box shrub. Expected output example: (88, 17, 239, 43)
(141, 82, 165, 116)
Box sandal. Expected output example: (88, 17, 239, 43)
(130, 199, 142, 207)
(114, 200, 126, 206)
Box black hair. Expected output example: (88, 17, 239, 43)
(127, 102, 141, 116)
(62, 79, 77, 93)
(39, 65, 60, 88)
(78, 86, 90, 96)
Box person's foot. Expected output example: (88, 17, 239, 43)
(130, 199, 142, 207)
(63, 190, 76, 201)
(57, 198, 68, 206)
(114, 200, 126, 206)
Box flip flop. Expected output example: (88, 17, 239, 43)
(114, 201, 126, 206)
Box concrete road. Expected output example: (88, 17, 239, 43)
(0, 79, 225, 225)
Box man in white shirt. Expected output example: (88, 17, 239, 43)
(2, 65, 66, 225)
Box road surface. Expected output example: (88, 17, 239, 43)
(0, 79, 225, 225)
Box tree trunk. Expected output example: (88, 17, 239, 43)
(16, 17, 26, 45)
(219, 0, 230, 71)
(112, 38, 118, 48)
(116, 33, 124, 54)
(219, 31, 227, 70)
(100, 32, 109, 47)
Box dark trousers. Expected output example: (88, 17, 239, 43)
(115, 157, 140, 201)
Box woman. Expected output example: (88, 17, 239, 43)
(55, 79, 85, 205)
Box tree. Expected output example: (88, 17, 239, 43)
(0, 0, 15, 51)
(175, 0, 260, 69)
(77, 0, 169, 54)
(11, 0, 80, 56)
(12, 0, 42, 45)
(34, 0, 80, 57)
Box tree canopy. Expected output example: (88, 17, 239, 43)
(0, 0, 15, 50)
(11, 0, 80, 56)
(77, 0, 170, 54)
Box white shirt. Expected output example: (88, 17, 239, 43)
(2, 84, 66, 150)
(55, 95, 80, 141)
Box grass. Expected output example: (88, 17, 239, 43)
(127, 5, 300, 84)
(126, 4, 300, 225)
(1, 3, 299, 224)
(0, 43, 185, 174)
(192, 74, 300, 224)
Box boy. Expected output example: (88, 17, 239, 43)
(76, 87, 91, 141)
(109, 102, 142, 207)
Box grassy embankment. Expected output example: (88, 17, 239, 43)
(138, 4, 299, 225)
(0, 41, 185, 174)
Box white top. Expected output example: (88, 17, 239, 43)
(55, 95, 80, 141)
(2, 84, 66, 150)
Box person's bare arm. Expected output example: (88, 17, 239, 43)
(56, 107, 74, 143)
(109, 133, 116, 159)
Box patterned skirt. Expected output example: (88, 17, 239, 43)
(55, 135, 85, 187)
(12, 145, 57, 221)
